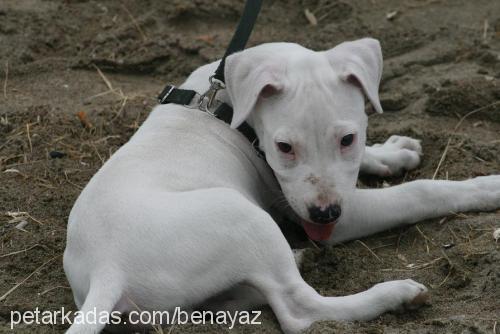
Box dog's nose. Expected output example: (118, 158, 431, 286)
(308, 204, 342, 224)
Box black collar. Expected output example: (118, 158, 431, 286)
(158, 84, 264, 158)
(157, 0, 264, 158)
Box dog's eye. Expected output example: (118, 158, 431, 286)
(341, 134, 355, 147)
(277, 142, 293, 154)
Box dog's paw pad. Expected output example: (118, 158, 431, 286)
(365, 135, 423, 177)
(387, 135, 422, 154)
(374, 279, 430, 313)
(404, 290, 431, 310)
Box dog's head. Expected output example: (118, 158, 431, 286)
(225, 38, 383, 241)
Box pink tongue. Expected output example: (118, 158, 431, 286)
(301, 220, 336, 241)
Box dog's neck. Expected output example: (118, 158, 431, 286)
(172, 71, 279, 208)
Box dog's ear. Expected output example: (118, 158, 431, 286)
(224, 51, 284, 128)
(326, 38, 383, 114)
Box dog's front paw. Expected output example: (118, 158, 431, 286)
(371, 279, 430, 312)
(468, 175, 500, 211)
(362, 135, 422, 177)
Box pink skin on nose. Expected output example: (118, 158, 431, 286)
(316, 194, 339, 211)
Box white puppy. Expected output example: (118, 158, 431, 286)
(64, 39, 500, 334)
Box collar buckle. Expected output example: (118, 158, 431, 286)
(194, 76, 226, 115)
(158, 85, 175, 104)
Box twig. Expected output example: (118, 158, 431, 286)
(112, 96, 128, 121)
(27, 213, 46, 225)
(432, 138, 450, 179)
(0, 255, 60, 302)
(453, 101, 500, 132)
(435, 268, 452, 288)
(3, 60, 8, 99)
(371, 243, 395, 250)
(415, 257, 445, 269)
(121, 3, 148, 42)
(125, 296, 165, 333)
(0, 137, 13, 151)
(92, 64, 133, 122)
(26, 123, 33, 154)
(39, 285, 71, 296)
(93, 135, 121, 144)
(416, 225, 436, 246)
(382, 256, 445, 272)
(440, 249, 453, 268)
(449, 211, 469, 219)
(482, 19, 489, 42)
(448, 225, 460, 242)
(356, 240, 382, 262)
(432, 100, 500, 179)
(92, 144, 105, 165)
(304, 9, 318, 26)
(313, 1, 338, 15)
(5, 211, 45, 225)
(0, 244, 43, 258)
(395, 231, 404, 255)
(93, 64, 114, 92)
(27, 213, 44, 225)
(64, 170, 83, 190)
(308, 239, 321, 250)
(86, 89, 116, 100)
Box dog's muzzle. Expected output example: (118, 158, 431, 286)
(299, 204, 341, 241)
(308, 204, 342, 224)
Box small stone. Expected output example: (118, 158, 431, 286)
(50, 151, 66, 159)
(494, 228, 500, 242)
(15, 220, 29, 231)
(386, 11, 399, 21)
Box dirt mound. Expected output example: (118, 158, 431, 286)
(426, 77, 500, 122)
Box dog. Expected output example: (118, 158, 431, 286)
(63, 38, 500, 333)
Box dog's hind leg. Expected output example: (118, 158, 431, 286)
(202, 283, 267, 312)
(243, 228, 428, 333)
(362, 135, 422, 176)
(191, 198, 428, 333)
(66, 275, 123, 334)
(258, 277, 428, 334)
(202, 249, 306, 313)
(329, 175, 500, 244)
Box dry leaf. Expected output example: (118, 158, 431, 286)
(15, 220, 29, 231)
(196, 34, 216, 45)
(76, 111, 92, 129)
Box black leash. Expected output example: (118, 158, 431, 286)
(213, 0, 263, 83)
(158, 0, 264, 157)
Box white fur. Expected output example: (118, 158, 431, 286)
(64, 39, 500, 334)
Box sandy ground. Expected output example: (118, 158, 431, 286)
(0, 0, 499, 333)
